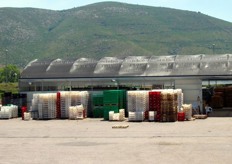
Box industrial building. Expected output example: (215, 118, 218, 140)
(19, 54, 232, 116)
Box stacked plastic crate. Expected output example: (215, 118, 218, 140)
(0, 106, 12, 119)
(38, 93, 57, 119)
(149, 91, 161, 121)
(211, 87, 224, 108)
(160, 90, 178, 122)
(19, 94, 27, 117)
(1, 92, 12, 106)
(127, 91, 148, 121)
(182, 104, 192, 120)
(79, 91, 89, 118)
(10, 105, 18, 118)
(119, 109, 125, 121)
(92, 93, 104, 118)
(60, 91, 71, 119)
(103, 90, 119, 120)
(0, 105, 18, 119)
(103, 90, 126, 120)
(69, 106, 77, 119)
(11, 94, 20, 117)
(68, 104, 84, 119)
(224, 87, 232, 107)
(31, 94, 39, 119)
(72, 91, 89, 118)
(108, 109, 126, 121)
(56, 92, 61, 118)
(59, 91, 89, 119)
(176, 89, 184, 112)
(176, 89, 185, 121)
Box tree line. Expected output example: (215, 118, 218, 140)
(0, 65, 20, 83)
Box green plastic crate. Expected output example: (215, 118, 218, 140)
(92, 95, 104, 106)
(93, 107, 104, 118)
(103, 90, 120, 105)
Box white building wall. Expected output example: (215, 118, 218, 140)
(175, 79, 202, 113)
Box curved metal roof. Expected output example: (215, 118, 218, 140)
(20, 54, 232, 78)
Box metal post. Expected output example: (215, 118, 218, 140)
(212, 44, 215, 54)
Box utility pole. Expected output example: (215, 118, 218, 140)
(5, 49, 8, 83)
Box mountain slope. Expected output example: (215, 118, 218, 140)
(1, 2, 232, 67)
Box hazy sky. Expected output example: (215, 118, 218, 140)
(0, 0, 231, 22)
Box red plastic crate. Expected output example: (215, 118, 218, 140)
(177, 112, 185, 121)
(56, 92, 61, 119)
(21, 106, 27, 120)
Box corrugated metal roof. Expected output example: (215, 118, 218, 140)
(20, 54, 232, 78)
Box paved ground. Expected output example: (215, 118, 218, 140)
(0, 117, 231, 164)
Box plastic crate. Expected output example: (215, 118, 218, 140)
(103, 105, 119, 120)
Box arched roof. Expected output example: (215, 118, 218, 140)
(20, 54, 232, 78)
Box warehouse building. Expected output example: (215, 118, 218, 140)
(19, 54, 232, 115)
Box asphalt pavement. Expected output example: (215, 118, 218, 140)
(0, 117, 231, 164)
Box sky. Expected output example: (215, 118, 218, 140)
(0, 0, 231, 22)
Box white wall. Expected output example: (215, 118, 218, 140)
(175, 79, 202, 113)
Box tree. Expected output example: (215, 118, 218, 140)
(0, 64, 20, 83)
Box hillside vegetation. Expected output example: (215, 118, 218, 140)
(1, 2, 232, 68)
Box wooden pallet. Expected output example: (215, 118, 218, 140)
(193, 114, 207, 119)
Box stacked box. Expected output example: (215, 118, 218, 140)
(0, 105, 18, 119)
(160, 90, 178, 122)
(103, 90, 126, 120)
(0, 106, 11, 119)
(60, 91, 89, 119)
(211, 87, 224, 108)
(11, 94, 20, 116)
(149, 91, 161, 121)
(128, 111, 144, 121)
(92, 93, 104, 118)
(1, 93, 27, 117)
(1, 92, 12, 106)
(38, 93, 57, 119)
(31, 94, 39, 119)
(182, 104, 192, 120)
(93, 108, 104, 118)
(69, 105, 84, 120)
(224, 87, 232, 107)
(127, 91, 148, 121)
(211, 95, 223, 108)
(56, 92, 61, 118)
(31, 91, 89, 119)
(176, 89, 184, 112)
(119, 109, 125, 121)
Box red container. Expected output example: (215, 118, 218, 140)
(177, 112, 185, 121)
(56, 92, 61, 118)
(155, 114, 161, 122)
(144, 110, 149, 120)
(21, 106, 27, 120)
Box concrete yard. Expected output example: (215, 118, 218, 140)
(0, 117, 231, 164)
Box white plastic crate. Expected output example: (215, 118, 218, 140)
(24, 112, 31, 121)
(149, 111, 155, 121)
(119, 109, 125, 121)
(0, 106, 12, 119)
(127, 91, 148, 113)
(182, 104, 192, 120)
(128, 111, 144, 121)
(68, 106, 78, 120)
(109, 111, 114, 121)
